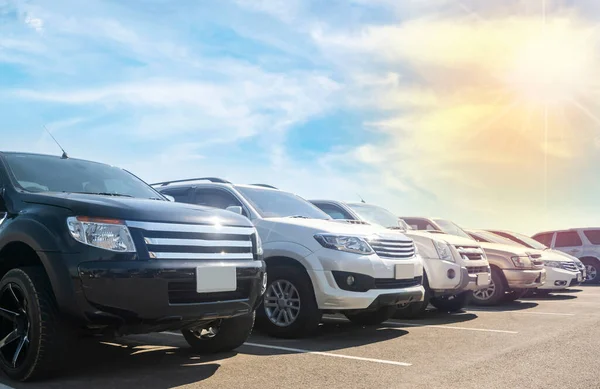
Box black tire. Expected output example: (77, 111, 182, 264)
(182, 312, 255, 354)
(470, 268, 507, 306)
(394, 281, 430, 319)
(503, 288, 528, 302)
(344, 305, 396, 326)
(430, 291, 471, 312)
(582, 258, 600, 284)
(0, 267, 69, 381)
(255, 266, 321, 338)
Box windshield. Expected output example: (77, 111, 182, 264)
(347, 203, 402, 229)
(502, 231, 548, 250)
(3, 153, 163, 200)
(433, 219, 472, 239)
(236, 186, 330, 219)
(472, 230, 522, 246)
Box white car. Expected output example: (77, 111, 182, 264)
(156, 179, 424, 338)
(532, 228, 600, 284)
(488, 230, 585, 291)
(310, 201, 491, 316)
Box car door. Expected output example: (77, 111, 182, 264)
(553, 231, 584, 258)
(581, 229, 600, 258)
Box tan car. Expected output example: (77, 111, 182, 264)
(401, 217, 546, 305)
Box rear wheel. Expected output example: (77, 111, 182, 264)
(0, 267, 70, 381)
(471, 268, 506, 306)
(182, 312, 254, 354)
(344, 306, 396, 326)
(256, 266, 321, 338)
(582, 258, 600, 284)
(430, 291, 471, 312)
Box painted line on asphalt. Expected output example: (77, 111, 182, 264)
(324, 316, 518, 334)
(162, 332, 411, 366)
(467, 309, 575, 317)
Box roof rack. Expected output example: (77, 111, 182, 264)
(250, 184, 279, 190)
(151, 177, 231, 187)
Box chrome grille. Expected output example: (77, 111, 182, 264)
(560, 262, 578, 272)
(369, 239, 415, 259)
(455, 246, 485, 261)
(467, 266, 490, 274)
(126, 221, 255, 260)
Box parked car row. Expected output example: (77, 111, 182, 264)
(0, 152, 593, 381)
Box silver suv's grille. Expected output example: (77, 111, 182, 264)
(369, 239, 415, 259)
(455, 246, 485, 260)
(126, 221, 255, 260)
(561, 262, 578, 272)
(467, 266, 490, 274)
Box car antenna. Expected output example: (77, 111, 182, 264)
(43, 125, 69, 159)
(357, 193, 366, 203)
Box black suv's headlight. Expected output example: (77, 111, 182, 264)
(67, 216, 136, 252)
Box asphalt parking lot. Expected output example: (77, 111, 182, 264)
(3, 286, 600, 389)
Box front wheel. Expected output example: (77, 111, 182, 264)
(430, 291, 471, 312)
(471, 268, 506, 306)
(344, 306, 396, 326)
(182, 312, 255, 354)
(582, 258, 600, 284)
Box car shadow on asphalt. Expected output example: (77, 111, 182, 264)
(522, 293, 578, 301)
(3, 336, 225, 389)
(467, 300, 539, 312)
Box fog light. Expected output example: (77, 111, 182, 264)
(554, 280, 567, 287)
(447, 269, 456, 279)
(346, 275, 355, 286)
(261, 272, 268, 294)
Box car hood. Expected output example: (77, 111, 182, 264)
(406, 230, 479, 246)
(21, 192, 253, 227)
(545, 249, 577, 262)
(261, 217, 411, 240)
(478, 242, 536, 256)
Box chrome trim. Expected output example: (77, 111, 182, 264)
(144, 237, 252, 247)
(149, 252, 254, 260)
(369, 245, 414, 253)
(126, 221, 254, 235)
(369, 240, 413, 248)
(0, 213, 6, 227)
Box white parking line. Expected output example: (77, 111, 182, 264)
(467, 309, 575, 317)
(323, 316, 518, 334)
(162, 332, 411, 367)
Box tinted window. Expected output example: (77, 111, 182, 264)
(532, 233, 554, 247)
(492, 231, 547, 250)
(555, 231, 583, 247)
(583, 230, 600, 245)
(313, 203, 352, 220)
(4, 153, 162, 199)
(433, 219, 472, 239)
(402, 218, 438, 231)
(235, 186, 329, 219)
(161, 187, 191, 203)
(471, 230, 521, 246)
(194, 188, 245, 215)
(347, 203, 401, 229)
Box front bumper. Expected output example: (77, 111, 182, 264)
(424, 258, 490, 293)
(74, 259, 265, 330)
(503, 268, 546, 289)
(539, 267, 582, 290)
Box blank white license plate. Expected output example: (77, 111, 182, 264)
(477, 273, 489, 286)
(577, 273, 583, 282)
(196, 266, 237, 293)
(395, 263, 414, 280)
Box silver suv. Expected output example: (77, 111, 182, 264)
(532, 229, 600, 284)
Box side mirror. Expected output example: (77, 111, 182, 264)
(163, 195, 175, 202)
(226, 205, 243, 215)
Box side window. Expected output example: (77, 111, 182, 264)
(555, 231, 582, 248)
(194, 188, 247, 216)
(403, 218, 437, 231)
(583, 230, 600, 245)
(313, 203, 352, 220)
(161, 187, 191, 203)
(532, 233, 553, 247)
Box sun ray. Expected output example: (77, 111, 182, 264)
(569, 98, 600, 131)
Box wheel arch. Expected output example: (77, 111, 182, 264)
(489, 264, 509, 288)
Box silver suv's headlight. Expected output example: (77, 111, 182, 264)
(314, 234, 374, 255)
(433, 240, 454, 262)
(543, 260, 561, 268)
(255, 232, 264, 256)
(67, 216, 136, 252)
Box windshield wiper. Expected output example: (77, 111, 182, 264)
(387, 226, 406, 230)
(285, 215, 310, 219)
(67, 191, 134, 198)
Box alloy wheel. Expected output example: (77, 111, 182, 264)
(264, 280, 301, 327)
(585, 265, 597, 281)
(0, 283, 30, 369)
(473, 279, 496, 300)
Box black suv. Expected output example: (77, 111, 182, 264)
(0, 152, 266, 381)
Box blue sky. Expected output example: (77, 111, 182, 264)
(2, 0, 600, 234)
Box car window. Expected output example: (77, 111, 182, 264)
(532, 232, 554, 247)
(313, 203, 352, 220)
(346, 203, 401, 229)
(583, 230, 600, 245)
(402, 218, 438, 231)
(555, 231, 583, 247)
(194, 188, 247, 216)
(161, 187, 191, 203)
(235, 186, 329, 219)
(492, 231, 547, 250)
(432, 219, 472, 239)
